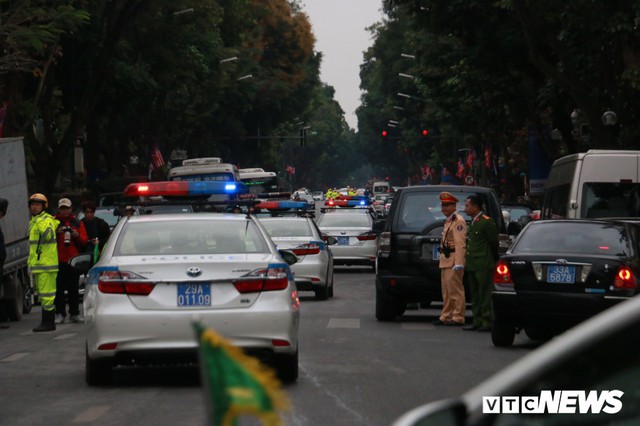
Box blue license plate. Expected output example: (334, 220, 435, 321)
(547, 265, 576, 284)
(177, 283, 211, 306)
(337, 236, 349, 245)
(432, 245, 440, 261)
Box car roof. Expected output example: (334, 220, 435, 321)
(125, 212, 251, 223)
(399, 185, 494, 194)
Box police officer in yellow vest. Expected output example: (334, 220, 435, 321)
(433, 192, 467, 326)
(28, 193, 60, 332)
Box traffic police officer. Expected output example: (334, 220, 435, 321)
(28, 193, 60, 332)
(433, 192, 466, 326)
(463, 194, 499, 332)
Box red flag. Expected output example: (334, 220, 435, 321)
(456, 160, 466, 178)
(151, 145, 165, 169)
(466, 148, 476, 170)
(285, 165, 295, 175)
(484, 144, 492, 169)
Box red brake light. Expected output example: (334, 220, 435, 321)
(614, 266, 636, 289)
(292, 244, 321, 256)
(98, 271, 155, 295)
(233, 267, 289, 293)
(494, 261, 513, 284)
(357, 233, 377, 241)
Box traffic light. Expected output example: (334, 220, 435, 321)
(421, 129, 429, 137)
(381, 130, 388, 139)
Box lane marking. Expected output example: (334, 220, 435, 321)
(72, 406, 110, 423)
(327, 318, 360, 328)
(53, 333, 76, 340)
(1, 352, 29, 362)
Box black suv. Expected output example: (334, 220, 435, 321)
(375, 185, 509, 321)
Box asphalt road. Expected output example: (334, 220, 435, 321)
(0, 267, 537, 425)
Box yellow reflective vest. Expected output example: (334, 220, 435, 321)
(28, 211, 60, 273)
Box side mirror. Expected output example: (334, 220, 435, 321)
(278, 249, 298, 266)
(68, 252, 93, 273)
(323, 235, 338, 245)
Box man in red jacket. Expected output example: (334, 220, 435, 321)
(55, 198, 88, 324)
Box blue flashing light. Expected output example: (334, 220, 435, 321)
(124, 181, 249, 197)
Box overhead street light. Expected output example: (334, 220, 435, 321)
(220, 56, 238, 64)
(397, 92, 429, 103)
(388, 120, 399, 124)
(236, 74, 253, 81)
(172, 8, 194, 16)
(399, 73, 415, 80)
(401, 53, 416, 59)
(393, 106, 405, 111)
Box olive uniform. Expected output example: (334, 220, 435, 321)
(437, 192, 467, 324)
(465, 212, 499, 329)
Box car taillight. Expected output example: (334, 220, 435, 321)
(494, 260, 514, 289)
(291, 244, 320, 256)
(357, 233, 377, 241)
(98, 270, 155, 295)
(233, 267, 289, 293)
(614, 266, 637, 289)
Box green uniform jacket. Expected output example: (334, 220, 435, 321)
(28, 211, 60, 273)
(465, 212, 498, 272)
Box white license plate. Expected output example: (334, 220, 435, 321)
(177, 283, 211, 306)
(547, 265, 576, 284)
(337, 236, 349, 245)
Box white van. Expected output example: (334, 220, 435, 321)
(541, 150, 640, 219)
(372, 181, 391, 195)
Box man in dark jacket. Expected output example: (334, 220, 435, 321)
(80, 201, 111, 259)
(55, 198, 88, 324)
(463, 194, 499, 332)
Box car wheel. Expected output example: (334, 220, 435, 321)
(491, 320, 516, 347)
(273, 350, 298, 383)
(375, 287, 402, 321)
(85, 347, 113, 386)
(3, 273, 24, 321)
(21, 270, 33, 314)
(315, 285, 329, 301)
(524, 326, 552, 342)
(327, 271, 334, 298)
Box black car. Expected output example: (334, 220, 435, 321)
(375, 185, 509, 321)
(492, 219, 640, 347)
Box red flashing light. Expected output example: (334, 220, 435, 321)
(381, 130, 388, 138)
(421, 129, 429, 136)
(494, 260, 513, 284)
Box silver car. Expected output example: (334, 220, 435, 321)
(260, 216, 336, 300)
(80, 213, 300, 385)
(317, 211, 377, 270)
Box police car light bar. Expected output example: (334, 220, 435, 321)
(256, 200, 311, 210)
(124, 181, 248, 197)
(324, 198, 371, 207)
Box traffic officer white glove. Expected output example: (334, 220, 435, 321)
(452, 265, 464, 271)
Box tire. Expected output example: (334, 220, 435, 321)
(85, 347, 113, 386)
(375, 287, 401, 321)
(273, 350, 298, 383)
(327, 272, 334, 298)
(21, 270, 33, 314)
(4, 273, 24, 321)
(315, 285, 328, 301)
(491, 319, 516, 347)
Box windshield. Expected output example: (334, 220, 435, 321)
(261, 220, 313, 237)
(114, 219, 270, 255)
(170, 172, 234, 182)
(395, 192, 474, 232)
(241, 176, 280, 195)
(318, 214, 372, 227)
(513, 222, 632, 256)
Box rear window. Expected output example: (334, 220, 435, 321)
(394, 191, 494, 233)
(261, 220, 313, 237)
(318, 214, 372, 227)
(114, 219, 270, 255)
(512, 222, 632, 256)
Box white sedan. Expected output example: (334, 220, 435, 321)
(78, 212, 300, 385)
(259, 216, 336, 300)
(317, 211, 378, 270)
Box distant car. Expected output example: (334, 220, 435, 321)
(312, 191, 325, 201)
(317, 211, 377, 270)
(372, 194, 389, 215)
(392, 293, 640, 425)
(500, 203, 532, 224)
(259, 216, 335, 300)
(492, 219, 640, 346)
(79, 206, 300, 385)
(292, 193, 315, 210)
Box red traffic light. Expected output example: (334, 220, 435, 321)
(381, 130, 388, 138)
(421, 129, 429, 136)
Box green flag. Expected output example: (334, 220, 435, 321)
(193, 323, 289, 426)
(93, 242, 100, 264)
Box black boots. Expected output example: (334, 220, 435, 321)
(33, 310, 56, 332)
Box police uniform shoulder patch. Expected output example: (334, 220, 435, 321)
(456, 224, 464, 232)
